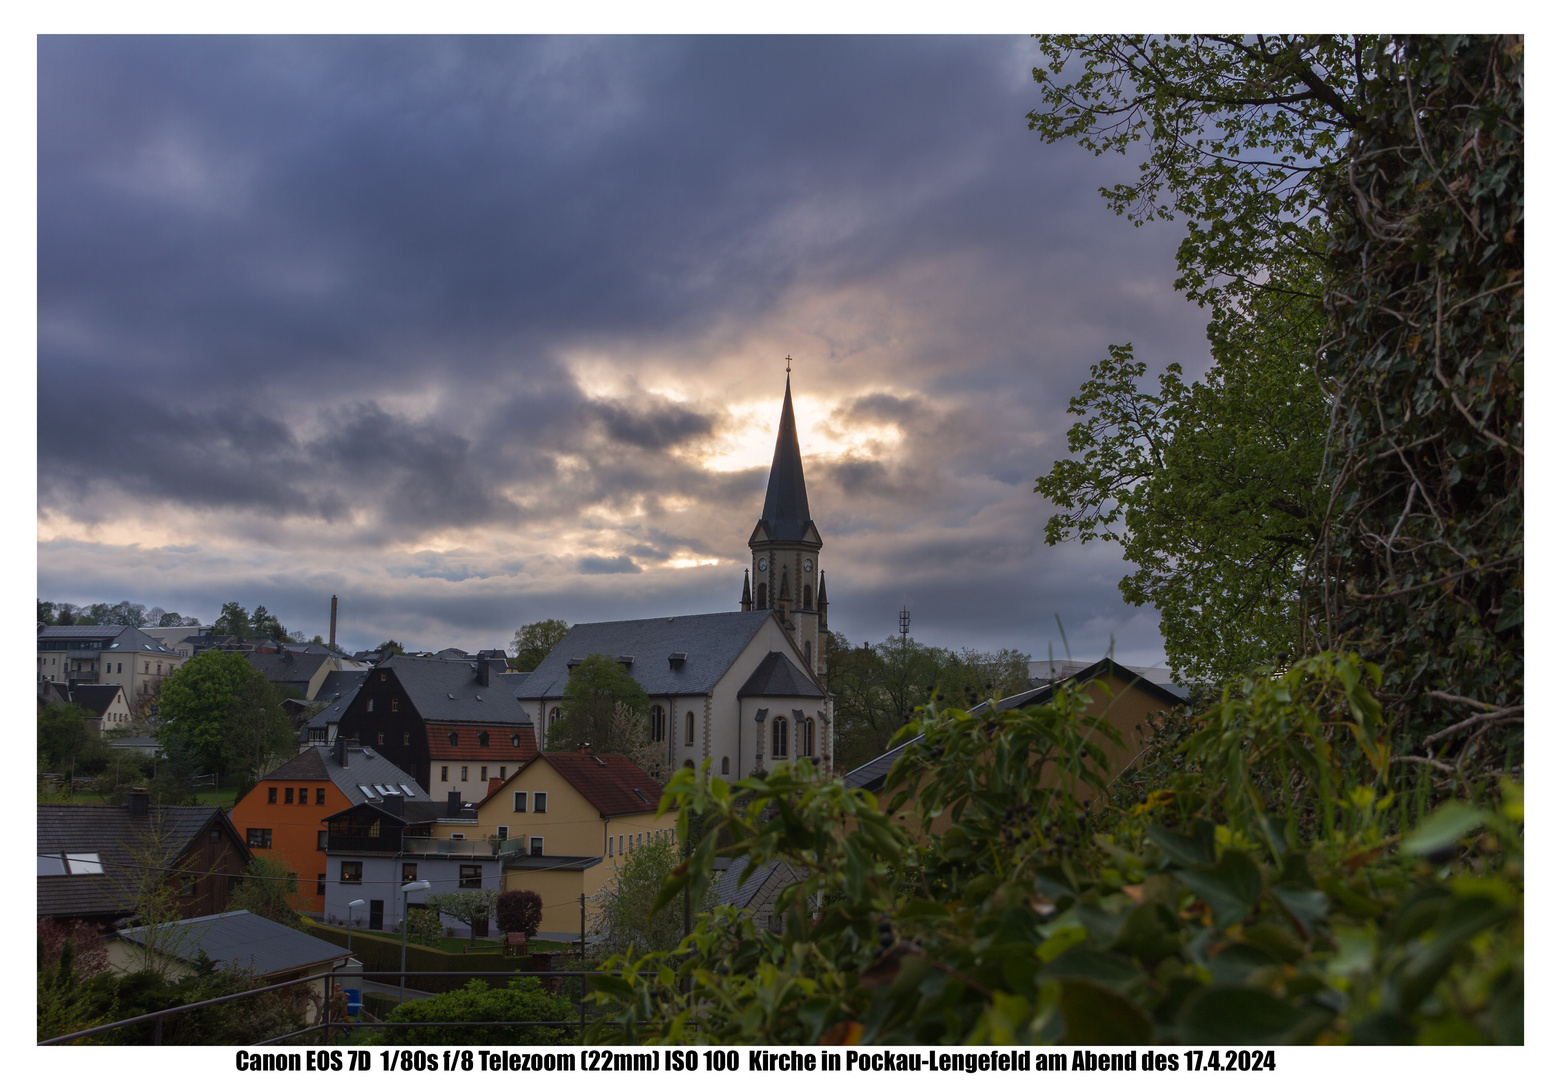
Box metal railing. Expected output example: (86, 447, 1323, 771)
(39, 967, 602, 1047)
(326, 836, 528, 857)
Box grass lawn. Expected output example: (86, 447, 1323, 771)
(193, 785, 241, 809)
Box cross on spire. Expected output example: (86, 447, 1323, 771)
(785, 354, 792, 374)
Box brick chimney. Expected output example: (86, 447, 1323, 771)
(475, 661, 489, 688)
(447, 791, 461, 816)
(329, 594, 338, 650)
(127, 786, 150, 818)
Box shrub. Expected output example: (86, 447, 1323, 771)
(368, 977, 576, 1045)
(496, 890, 543, 937)
(405, 907, 443, 947)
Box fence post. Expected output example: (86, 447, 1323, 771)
(323, 971, 333, 1047)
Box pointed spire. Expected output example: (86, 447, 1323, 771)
(759, 374, 812, 541)
(740, 569, 753, 612)
(817, 571, 828, 608)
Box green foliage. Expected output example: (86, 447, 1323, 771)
(377, 639, 407, 655)
(589, 836, 705, 961)
(496, 890, 544, 937)
(67, 965, 311, 1045)
(38, 701, 96, 771)
(405, 907, 445, 947)
(368, 977, 575, 1045)
(548, 654, 651, 754)
(827, 633, 1031, 772)
(511, 618, 570, 671)
(586, 660, 1521, 1045)
(214, 601, 253, 639)
(1313, 36, 1523, 740)
(228, 854, 303, 929)
(156, 649, 293, 781)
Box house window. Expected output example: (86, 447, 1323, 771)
(529, 837, 544, 856)
(772, 716, 789, 758)
(316, 874, 326, 895)
(403, 733, 410, 746)
(721, 756, 730, 775)
(510, 733, 520, 748)
(377, 733, 385, 745)
(247, 829, 272, 848)
(367, 699, 374, 712)
(650, 705, 665, 742)
(458, 865, 483, 889)
(285, 788, 294, 804)
(403, 863, 418, 883)
(268, 787, 278, 804)
(450, 833, 465, 840)
(448, 733, 458, 746)
(757, 583, 767, 608)
(805, 640, 812, 667)
(499, 766, 506, 779)
(533, 792, 547, 813)
(479, 731, 489, 747)
(340, 862, 363, 883)
(497, 826, 508, 840)
(318, 831, 328, 851)
(380, 672, 387, 681)
(685, 711, 695, 745)
(480, 766, 488, 781)
(318, 788, 326, 804)
(210, 830, 221, 843)
(391, 699, 398, 712)
(461, 766, 468, 781)
(144, 662, 149, 673)
(117, 662, 122, 673)
(441, 766, 449, 782)
(179, 876, 196, 897)
(513, 792, 527, 812)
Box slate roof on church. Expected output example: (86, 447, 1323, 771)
(519, 610, 778, 699)
(736, 651, 825, 698)
(758, 376, 814, 543)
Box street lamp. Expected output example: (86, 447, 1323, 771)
(399, 880, 432, 1003)
(345, 899, 366, 955)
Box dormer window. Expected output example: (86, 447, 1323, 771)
(479, 731, 489, 748)
(448, 732, 458, 747)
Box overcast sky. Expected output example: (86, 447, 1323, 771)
(36, 35, 1215, 663)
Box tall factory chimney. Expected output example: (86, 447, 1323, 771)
(329, 594, 338, 650)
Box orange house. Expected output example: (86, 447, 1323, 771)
(229, 738, 430, 913)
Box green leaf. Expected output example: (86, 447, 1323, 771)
(1402, 802, 1484, 856)
(1146, 819, 1217, 867)
(1042, 945, 1142, 988)
(1178, 986, 1332, 1044)
(1058, 979, 1153, 1044)
(1268, 883, 1330, 937)
(1176, 849, 1262, 928)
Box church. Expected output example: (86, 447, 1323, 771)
(514, 375, 835, 777)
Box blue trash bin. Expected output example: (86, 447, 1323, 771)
(344, 988, 362, 1018)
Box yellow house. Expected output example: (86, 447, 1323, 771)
(429, 749, 670, 935)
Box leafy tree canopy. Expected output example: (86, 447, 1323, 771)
(370, 977, 575, 1046)
(376, 639, 407, 656)
(156, 650, 293, 780)
(511, 618, 570, 671)
(548, 654, 650, 754)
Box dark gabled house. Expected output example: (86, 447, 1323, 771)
(37, 790, 252, 927)
(322, 655, 534, 796)
(247, 649, 336, 701)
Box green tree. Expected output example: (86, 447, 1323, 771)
(547, 654, 650, 754)
(156, 650, 293, 781)
(213, 601, 252, 639)
(227, 854, 302, 929)
(376, 639, 407, 655)
(426, 888, 499, 943)
(38, 702, 92, 771)
(510, 618, 570, 671)
(250, 605, 285, 640)
(495, 890, 543, 937)
(369, 977, 575, 1045)
(38, 599, 55, 625)
(588, 834, 701, 960)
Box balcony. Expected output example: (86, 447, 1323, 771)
(325, 834, 528, 857)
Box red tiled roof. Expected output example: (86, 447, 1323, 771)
(486, 776, 504, 797)
(425, 722, 538, 762)
(478, 751, 663, 819)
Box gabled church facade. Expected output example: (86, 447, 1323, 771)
(516, 376, 835, 776)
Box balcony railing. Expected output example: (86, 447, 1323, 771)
(326, 835, 528, 857)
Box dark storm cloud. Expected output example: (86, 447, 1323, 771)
(38, 35, 1214, 663)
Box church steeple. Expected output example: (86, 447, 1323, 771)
(746, 367, 825, 681)
(758, 375, 812, 543)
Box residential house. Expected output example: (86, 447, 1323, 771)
(39, 680, 135, 736)
(110, 909, 352, 1020)
(37, 790, 252, 926)
(230, 737, 431, 914)
(432, 748, 669, 935)
(36, 624, 186, 715)
(247, 649, 338, 701)
(321, 793, 505, 936)
(318, 654, 536, 798)
(141, 625, 216, 656)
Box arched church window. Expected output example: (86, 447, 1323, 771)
(804, 640, 812, 667)
(802, 717, 815, 758)
(685, 711, 695, 745)
(804, 584, 812, 609)
(756, 582, 767, 608)
(721, 756, 730, 775)
(771, 716, 789, 758)
(684, 759, 695, 772)
(549, 707, 560, 724)
(650, 705, 666, 742)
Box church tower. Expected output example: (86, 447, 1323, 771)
(742, 373, 826, 681)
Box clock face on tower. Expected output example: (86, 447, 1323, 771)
(758, 558, 768, 571)
(803, 558, 813, 572)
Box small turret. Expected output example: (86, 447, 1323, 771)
(740, 569, 753, 612)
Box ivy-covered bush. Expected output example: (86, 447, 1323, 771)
(588, 661, 1521, 1045)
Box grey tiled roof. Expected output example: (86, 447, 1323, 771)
(37, 624, 179, 655)
(301, 673, 369, 736)
(118, 910, 350, 976)
(712, 853, 799, 912)
(385, 655, 532, 725)
(520, 611, 777, 699)
(247, 651, 331, 686)
(735, 652, 825, 699)
(315, 669, 366, 703)
(498, 671, 530, 699)
(266, 744, 429, 805)
(841, 739, 918, 795)
(37, 804, 235, 920)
